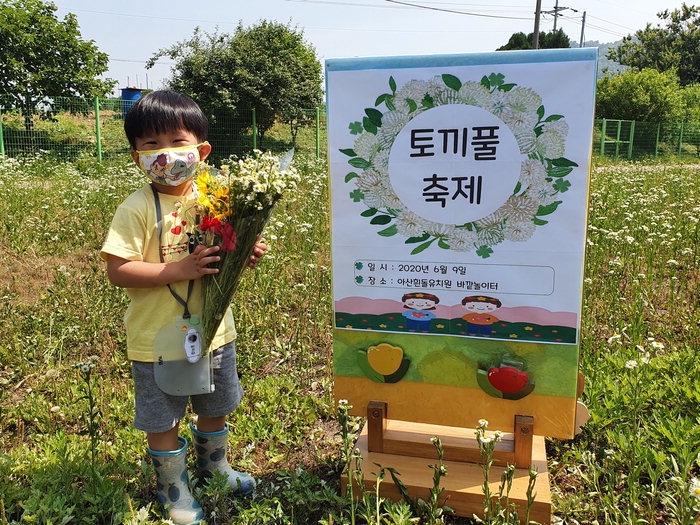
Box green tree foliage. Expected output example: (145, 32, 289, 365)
(497, 29, 571, 50)
(596, 68, 684, 122)
(0, 0, 114, 124)
(608, 4, 700, 86)
(680, 84, 700, 122)
(149, 21, 323, 149)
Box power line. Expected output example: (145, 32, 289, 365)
(384, 0, 532, 19)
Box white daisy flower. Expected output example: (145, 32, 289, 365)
(501, 195, 539, 222)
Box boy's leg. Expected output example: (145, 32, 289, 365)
(147, 425, 180, 451)
(191, 342, 254, 495)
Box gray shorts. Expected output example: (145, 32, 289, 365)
(131, 342, 243, 434)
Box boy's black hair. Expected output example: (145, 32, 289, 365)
(124, 90, 208, 148)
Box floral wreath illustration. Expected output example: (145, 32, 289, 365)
(341, 72, 578, 258)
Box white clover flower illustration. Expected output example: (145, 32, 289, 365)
(341, 72, 578, 258)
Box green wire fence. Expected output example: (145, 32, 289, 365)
(0, 95, 698, 162)
(0, 95, 327, 162)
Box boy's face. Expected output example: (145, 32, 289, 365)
(131, 128, 211, 196)
(404, 298, 435, 310)
(463, 301, 498, 313)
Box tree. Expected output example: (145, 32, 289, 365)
(0, 0, 115, 128)
(149, 21, 323, 151)
(595, 68, 684, 122)
(497, 29, 570, 50)
(608, 4, 700, 86)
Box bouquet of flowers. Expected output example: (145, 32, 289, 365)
(194, 149, 299, 351)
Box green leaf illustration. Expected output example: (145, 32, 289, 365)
(533, 217, 549, 226)
(340, 148, 356, 157)
(442, 74, 462, 91)
(513, 181, 522, 194)
(349, 122, 363, 135)
(476, 245, 493, 258)
(384, 97, 396, 111)
(370, 214, 392, 225)
(498, 83, 516, 92)
(480, 75, 490, 89)
(363, 116, 377, 134)
(536, 201, 563, 216)
(438, 238, 451, 249)
(360, 208, 378, 217)
(375, 93, 388, 106)
(537, 105, 545, 120)
(544, 114, 565, 122)
(344, 172, 359, 183)
(553, 179, 571, 192)
(406, 98, 418, 113)
(378, 224, 398, 237)
(365, 107, 383, 127)
(349, 189, 364, 202)
(349, 157, 372, 169)
(411, 238, 436, 255)
(389, 76, 397, 93)
(421, 93, 435, 108)
(551, 157, 579, 167)
(405, 232, 430, 244)
(488, 73, 505, 87)
(548, 166, 573, 178)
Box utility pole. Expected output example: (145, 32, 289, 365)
(533, 0, 542, 49)
(553, 0, 559, 30)
(579, 11, 586, 47)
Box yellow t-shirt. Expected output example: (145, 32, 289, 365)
(100, 184, 236, 362)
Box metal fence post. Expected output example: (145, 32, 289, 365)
(627, 120, 636, 160)
(315, 107, 321, 158)
(0, 110, 5, 158)
(251, 108, 257, 150)
(599, 119, 607, 156)
(655, 123, 661, 157)
(94, 97, 103, 163)
(678, 122, 685, 156)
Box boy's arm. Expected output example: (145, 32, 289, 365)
(105, 244, 221, 288)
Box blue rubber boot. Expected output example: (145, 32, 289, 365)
(190, 422, 256, 495)
(148, 436, 205, 525)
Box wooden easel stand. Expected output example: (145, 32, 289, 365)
(367, 401, 534, 468)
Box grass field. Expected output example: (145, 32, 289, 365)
(0, 153, 699, 524)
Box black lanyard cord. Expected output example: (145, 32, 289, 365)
(150, 184, 194, 319)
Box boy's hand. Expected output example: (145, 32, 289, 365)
(178, 244, 221, 279)
(248, 241, 268, 269)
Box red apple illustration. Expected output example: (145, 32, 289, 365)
(487, 366, 529, 393)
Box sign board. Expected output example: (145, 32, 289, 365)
(327, 49, 597, 439)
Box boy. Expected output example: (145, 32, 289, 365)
(461, 295, 502, 337)
(101, 90, 266, 524)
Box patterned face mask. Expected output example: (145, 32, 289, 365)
(136, 143, 208, 186)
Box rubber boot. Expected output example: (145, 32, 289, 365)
(190, 422, 256, 495)
(148, 436, 205, 525)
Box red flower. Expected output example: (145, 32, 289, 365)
(200, 216, 221, 231)
(214, 222, 237, 252)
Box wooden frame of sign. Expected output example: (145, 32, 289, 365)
(340, 401, 551, 524)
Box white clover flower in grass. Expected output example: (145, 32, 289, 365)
(690, 478, 700, 500)
(504, 220, 536, 242)
(625, 360, 638, 369)
(607, 334, 622, 343)
(650, 341, 665, 350)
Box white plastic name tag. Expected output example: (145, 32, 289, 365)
(184, 327, 202, 363)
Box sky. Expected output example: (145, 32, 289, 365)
(53, 0, 688, 96)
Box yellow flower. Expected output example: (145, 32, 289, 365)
(524, 326, 534, 331)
